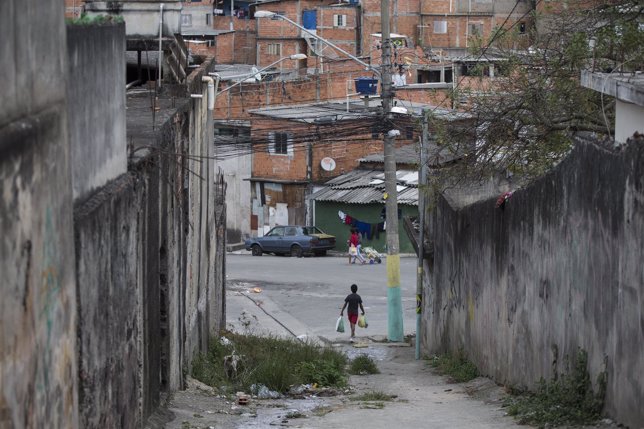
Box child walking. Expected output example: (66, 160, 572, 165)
(340, 284, 365, 342)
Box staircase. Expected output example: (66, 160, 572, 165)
(166, 33, 189, 83)
(303, 32, 340, 59)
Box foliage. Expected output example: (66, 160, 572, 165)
(433, 0, 644, 181)
(66, 13, 124, 26)
(350, 391, 396, 401)
(503, 349, 607, 428)
(348, 354, 380, 375)
(429, 349, 479, 383)
(295, 360, 347, 387)
(192, 332, 348, 393)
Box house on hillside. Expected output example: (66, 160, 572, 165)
(247, 99, 418, 236)
(311, 160, 420, 254)
(254, 0, 361, 69)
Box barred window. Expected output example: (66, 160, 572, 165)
(268, 132, 292, 155)
(267, 43, 281, 56)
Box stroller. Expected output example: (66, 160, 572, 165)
(361, 246, 383, 264)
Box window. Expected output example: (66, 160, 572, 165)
(206, 13, 211, 26)
(518, 22, 526, 34)
(266, 227, 284, 237)
(405, 126, 414, 139)
(333, 14, 346, 27)
(267, 43, 281, 56)
(371, 126, 380, 139)
(268, 132, 292, 155)
(285, 227, 298, 236)
(181, 14, 193, 27)
(433, 20, 447, 34)
(468, 22, 483, 37)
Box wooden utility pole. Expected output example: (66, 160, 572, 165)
(381, 0, 404, 342)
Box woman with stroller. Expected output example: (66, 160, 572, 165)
(348, 228, 367, 265)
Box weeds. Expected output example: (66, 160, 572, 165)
(66, 13, 124, 25)
(503, 349, 606, 428)
(348, 354, 380, 375)
(429, 348, 479, 383)
(192, 332, 348, 394)
(351, 391, 396, 401)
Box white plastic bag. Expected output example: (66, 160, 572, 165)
(335, 316, 345, 333)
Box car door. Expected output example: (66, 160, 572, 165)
(262, 226, 284, 252)
(284, 226, 299, 251)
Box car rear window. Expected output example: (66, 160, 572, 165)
(302, 227, 322, 235)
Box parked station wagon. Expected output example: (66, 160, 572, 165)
(244, 226, 336, 257)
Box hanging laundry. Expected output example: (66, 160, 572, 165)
(345, 215, 353, 225)
(338, 210, 347, 223)
(355, 221, 372, 240)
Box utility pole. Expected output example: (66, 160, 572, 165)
(416, 109, 429, 359)
(381, 0, 404, 342)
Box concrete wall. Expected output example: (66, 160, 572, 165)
(74, 174, 145, 428)
(217, 154, 252, 244)
(67, 23, 127, 201)
(74, 84, 224, 426)
(423, 137, 644, 428)
(0, 0, 78, 427)
(84, 1, 182, 38)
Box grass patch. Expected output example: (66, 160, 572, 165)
(351, 391, 396, 401)
(348, 354, 380, 375)
(429, 348, 479, 383)
(192, 332, 347, 394)
(66, 13, 124, 25)
(360, 401, 385, 409)
(503, 349, 606, 428)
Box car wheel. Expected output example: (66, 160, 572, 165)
(251, 244, 262, 256)
(290, 245, 303, 258)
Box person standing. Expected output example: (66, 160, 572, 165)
(340, 284, 365, 342)
(348, 228, 366, 264)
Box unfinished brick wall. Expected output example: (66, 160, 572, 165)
(317, 5, 359, 56)
(215, 32, 235, 64)
(256, 39, 307, 67)
(250, 115, 416, 183)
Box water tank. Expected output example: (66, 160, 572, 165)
(354, 77, 379, 95)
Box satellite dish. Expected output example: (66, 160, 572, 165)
(321, 157, 336, 172)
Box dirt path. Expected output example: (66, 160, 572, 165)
(164, 336, 519, 429)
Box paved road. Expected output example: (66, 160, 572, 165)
(226, 253, 419, 342)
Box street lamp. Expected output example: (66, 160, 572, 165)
(254, 10, 377, 74)
(257, 7, 404, 342)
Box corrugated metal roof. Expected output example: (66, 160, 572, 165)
(311, 169, 418, 206)
(358, 142, 460, 166)
(249, 101, 375, 123)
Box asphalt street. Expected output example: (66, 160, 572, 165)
(225, 253, 419, 342)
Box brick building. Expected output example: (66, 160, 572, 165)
(246, 100, 418, 235)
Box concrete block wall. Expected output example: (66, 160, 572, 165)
(0, 0, 78, 427)
(424, 137, 644, 428)
(67, 23, 127, 201)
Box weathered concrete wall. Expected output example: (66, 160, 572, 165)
(216, 154, 251, 244)
(67, 23, 127, 201)
(72, 57, 224, 427)
(0, 0, 79, 427)
(74, 174, 144, 428)
(423, 137, 644, 428)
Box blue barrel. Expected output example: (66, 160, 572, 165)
(354, 77, 378, 95)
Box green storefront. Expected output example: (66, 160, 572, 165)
(313, 201, 417, 254)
